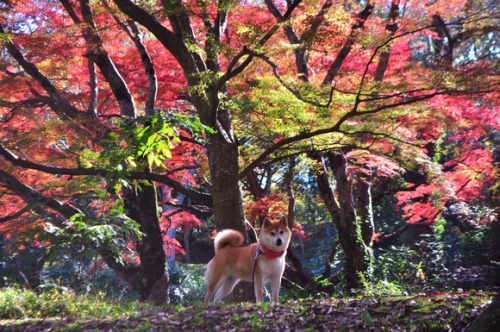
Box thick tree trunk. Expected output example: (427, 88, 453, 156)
(205, 109, 245, 234)
(206, 107, 251, 302)
(123, 183, 169, 304)
(207, 132, 246, 233)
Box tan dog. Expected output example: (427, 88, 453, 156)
(205, 217, 291, 304)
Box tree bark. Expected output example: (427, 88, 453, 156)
(59, 0, 171, 303)
(206, 115, 246, 233)
(112, 0, 248, 234)
(123, 184, 168, 304)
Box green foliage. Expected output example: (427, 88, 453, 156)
(103, 114, 180, 171)
(359, 274, 407, 296)
(373, 245, 425, 293)
(0, 286, 144, 320)
(416, 231, 454, 291)
(81, 113, 213, 181)
(313, 275, 334, 288)
(166, 111, 216, 141)
(44, 200, 142, 267)
(463, 225, 489, 258)
(433, 218, 447, 241)
(230, 74, 330, 140)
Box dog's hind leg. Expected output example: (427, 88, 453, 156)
(213, 276, 239, 303)
(205, 270, 224, 303)
(205, 279, 219, 303)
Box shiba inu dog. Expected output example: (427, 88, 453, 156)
(204, 217, 292, 304)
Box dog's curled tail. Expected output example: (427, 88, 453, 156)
(214, 229, 244, 252)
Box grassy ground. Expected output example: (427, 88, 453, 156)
(0, 287, 493, 331)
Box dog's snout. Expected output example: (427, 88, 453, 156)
(276, 238, 283, 246)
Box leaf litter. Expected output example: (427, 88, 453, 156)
(0, 293, 492, 331)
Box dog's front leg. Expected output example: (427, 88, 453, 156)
(253, 274, 264, 304)
(270, 276, 282, 304)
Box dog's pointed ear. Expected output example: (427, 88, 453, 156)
(280, 216, 288, 226)
(263, 218, 271, 228)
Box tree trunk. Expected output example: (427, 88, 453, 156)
(471, 293, 500, 332)
(123, 183, 169, 304)
(356, 176, 374, 246)
(207, 131, 246, 233)
(329, 152, 372, 291)
(206, 107, 251, 302)
(311, 151, 372, 291)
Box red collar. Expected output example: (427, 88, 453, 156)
(257, 245, 285, 259)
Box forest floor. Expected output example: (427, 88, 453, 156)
(0, 292, 492, 331)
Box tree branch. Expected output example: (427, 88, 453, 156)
(112, 0, 204, 83)
(0, 204, 32, 223)
(265, 0, 334, 81)
(216, 0, 303, 89)
(373, 0, 400, 82)
(78, 0, 137, 117)
(246, 49, 335, 107)
(104, 1, 158, 114)
(0, 169, 82, 221)
(0, 143, 213, 205)
(0, 25, 99, 128)
(161, 0, 207, 72)
(239, 83, 490, 179)
(322, 1, 374, 86)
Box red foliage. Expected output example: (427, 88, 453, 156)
(396, 184, 443, 224)
(246, 193, 289, 225)
(245, 193, 306, 238)
(345, 150, 403, 179)
(158, 190, 204, 256)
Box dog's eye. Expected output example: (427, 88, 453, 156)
(270, 232, 275, 236)
(279, 230, 284, 235)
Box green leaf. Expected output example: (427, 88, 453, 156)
(147, 133, 156, 146)
(147, 153, 155, 168)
